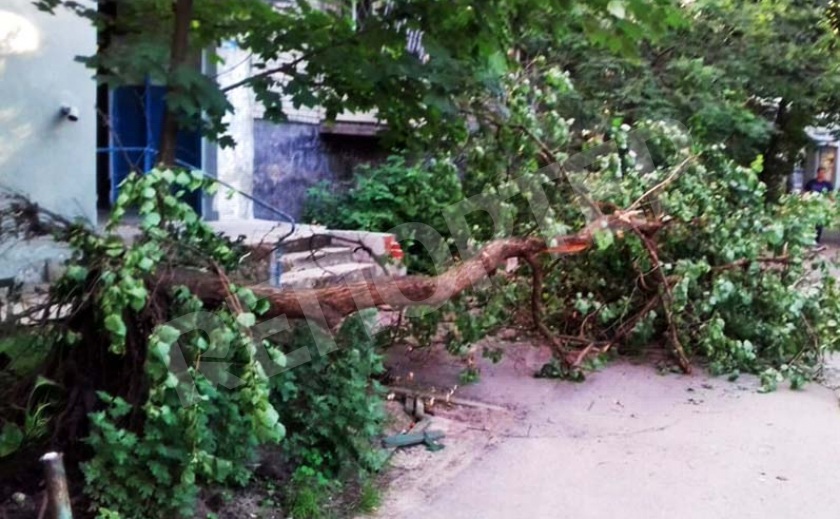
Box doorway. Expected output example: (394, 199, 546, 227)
(96, 82, 203, 215)
(94, 1, 203, 216)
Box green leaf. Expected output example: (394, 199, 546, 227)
(593, 229, 615, 250)
(257, 406, 279, 429)
(236, 313, 256, 328)
(487, 51, 508, 76)
(127, 286, 148, 311)
(104, 314, 127, 338)
(156, 325, 181, 346)
(0, 423, 24, 457)
(254, 299, 271, 316)
(144, 212, 162, 227)
(238, 289, 257, 310)
(151, 339, 171, 363)
(138, 257, 155, 272)
(66, 265, 88, 281)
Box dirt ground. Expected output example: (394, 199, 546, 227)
(369, 341, 840, 519)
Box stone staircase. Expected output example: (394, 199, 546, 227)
(0, 220, 400, 299)
(271, 235, 388, 289)
(207, 219, 402, 290)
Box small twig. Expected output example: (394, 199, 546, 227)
(570, 343, 597, 367)
(522, 254, 567, 358)
(631, 227, 691, 373)
(793, 315, 821, 366)
(578, 304, 605, 339)
(627, 155, 695, 212)
(219, 24, 377, 94)
(611, 294, 662, 341)
(386, 386, 508, 412)
(554, 334, 608, 346)
(36, 494, 47, 519)
(711, 256, 791, 272)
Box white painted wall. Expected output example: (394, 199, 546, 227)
(213, 41, 255, 220)
(0, 1, 97, 224)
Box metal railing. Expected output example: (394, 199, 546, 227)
(96, 146, 298, 285)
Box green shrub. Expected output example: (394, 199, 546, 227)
(78, 172, 286, 517)
(1, 170, 391, 518)
(285, 464, 337, 519)
(272, 313, 387, 479)
(270, 313, 387, 519)
(418, 112, 840, 386)
(304, 155, 464, 273)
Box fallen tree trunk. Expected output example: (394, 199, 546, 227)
(161, 212, 663, 330)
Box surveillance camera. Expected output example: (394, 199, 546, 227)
(60, 105, 79, 122)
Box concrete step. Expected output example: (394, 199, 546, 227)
(207, 220, 333, 254)
(278, 234, 332, 254)
(280, 246, 355, 271)
(1, 237, 71, 285)
(277, 262, 383, 290)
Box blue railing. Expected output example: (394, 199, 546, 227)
(99, 76, 297, 284)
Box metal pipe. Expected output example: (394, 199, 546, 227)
(144, 77, 154, 172)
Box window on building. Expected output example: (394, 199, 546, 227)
(95, 1, 203, 214)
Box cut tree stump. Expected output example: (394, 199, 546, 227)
(40, 452, 72, 519)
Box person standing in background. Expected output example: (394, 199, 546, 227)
(804, 167, 834, 245)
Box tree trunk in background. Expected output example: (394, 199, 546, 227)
(158, 0, 194, 167)
(760, 99, 794, 203)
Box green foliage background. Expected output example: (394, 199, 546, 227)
(305, 155, 463, 273)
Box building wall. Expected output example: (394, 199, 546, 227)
(0, 1, 97, 223)
(213, 47, 383, 222)
(211, 41, 255, 220)
(252, 121, 384, 221)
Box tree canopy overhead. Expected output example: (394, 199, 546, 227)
(35, 0, 682, 157)
(543, 0, 840, 199)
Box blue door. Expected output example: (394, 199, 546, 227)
(109, 82, 202, 213)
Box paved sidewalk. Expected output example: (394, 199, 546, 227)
(374, 345, 840, 519)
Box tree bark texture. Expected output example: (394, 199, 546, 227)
(158, 0, 194, 166)
(161, 213, 662, 330)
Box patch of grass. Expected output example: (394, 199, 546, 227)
(355, 480, 382, 515)
(288, 486, 327, 519)
(285, 466, 337, 519)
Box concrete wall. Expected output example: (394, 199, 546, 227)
(252, 121, 384, 221)
(214, 48, 386, 223)
(211, 41, 255, 220)
(0, 1, 97, 223)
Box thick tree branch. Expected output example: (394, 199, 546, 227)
(163, 213, 663, 330)
(522, 253, 566, 354)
